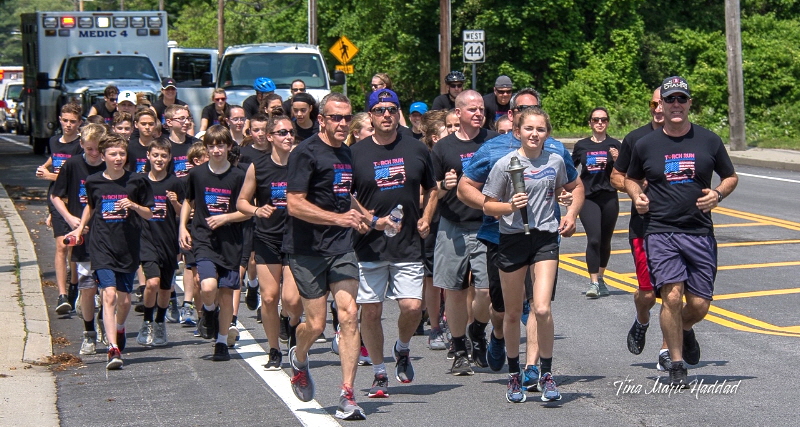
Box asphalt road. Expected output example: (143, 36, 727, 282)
(1, 133, 799, 426)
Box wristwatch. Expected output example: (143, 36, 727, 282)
(440, 180, 448, 190)
(713, 189, 724, 203)
(370, 215, 379, 229)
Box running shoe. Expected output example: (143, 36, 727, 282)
(198, 307, 218, 339)
(428, 328, 448, 351)
(487, 331, 506, 372)
(67, 285, 78, 313)
(245, 285, 259, 311)
(446, 340, 455, 360)
(256, 308, 262, 323)
(682, 328, 701, 365)
(597, 277, 610, 297)
(116, 328, 127, 352)
(585, 282, 600, 299)
(75, 290, 83, 317)
(330, 300, 339, 331)
(227, 324, 239, 347)
(656, 349, 672, 371)
(358, 345, 372, 366)
(521, 299, 530, 326)
(627, 320, 648, 355)
(279, 316, 289, 342)
(394, 344, 414, 383)
(315, 332, 327, 344)
(450, 350, 473, 376)
(468, 324, 488, 368)
(331, 326, 340, 355)
(539, 372, 562, 401)
(166, 299, 180, 323)
(96, 311, 107, 345)
(414, 318, 425, 336)
(669, 363, 688, 388)
(289, 346, 315, 402)
(212, 342, 231, 361)
(153, 322, 168, 347)
(106, 347, 123, 370)
(522, 365, 540, 392)
(264, 348, 282, 371)
(80, 331, 97, 355)
(137, 321, 154, 347)
(368, 373, 389, 398)
(506, 372, 527, 403)
(55, 294, 71, 315)
(180, 303, 197, 326)
(335, 386, 366, 420)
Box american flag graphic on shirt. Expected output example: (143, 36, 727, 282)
(271, 182, 288, 208)
(205, 187, 232, 216)
(664, 153, 695, 184)
(374, 158, 406, 191)
(333, 163, 353, 197)
(586, 151, 607, 174)
(101, 196, 128, 222)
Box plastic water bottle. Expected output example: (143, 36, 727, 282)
(63, 235, 84, 246)
(384, 204, 403, 237)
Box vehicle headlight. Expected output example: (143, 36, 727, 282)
(8, 108, 16, 115)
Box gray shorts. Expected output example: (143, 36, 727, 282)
(645, 233, 717, 301)
(357, 261, 424, 304)
(433, 217, 489, 291)
(288, 252, 360, 300)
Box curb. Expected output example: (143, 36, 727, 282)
(0, 184, 53, 364)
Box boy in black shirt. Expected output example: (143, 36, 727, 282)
(136, 140, 185, 347)
(179, 125, 248, 362)
(165, 104, 199, 179)
(126, 109, 159, 173)
(51, 124, 107, 355)
(65, 134, 155, 370)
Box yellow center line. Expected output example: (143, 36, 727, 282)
(715, 207, 800, 230)
(572, 222, 772, 238)
(718, 261, 800, 271)
(561, 239, 800, 258)
(715, 287, 800, 300)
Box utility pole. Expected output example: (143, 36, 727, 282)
(725, 0, 746, 150)
(308, 0, 317, 45)
(218, 0, 224, 57)
(439, 0, 450, 94)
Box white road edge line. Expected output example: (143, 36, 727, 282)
(738, 172, 800, 184)
(0, 135, 32, 149)
(174, 276, 339, 427)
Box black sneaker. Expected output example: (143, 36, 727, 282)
(212, 342, 231, 361)
(627, 320, 648, 355)
(682, 328, 701, 365)
(67, 285, 78, 313)
(450, 350, 473, 376)
(468, 323, 488, 368)
(256, 308, 262, 323)
(393, 343, 414, 383)
(656, 349, 672, 371)
(279, 316, 289, 342)
(330, 300, 339, 331)
(368, 373, 389, 398)
(134, 303, 145, 313)
(199, 307, 218, 340)
(245, 285, 259, 311)
(446, 340, 455, 360)
(263, 348, 282, 371)
(414, 318, 425, 336)
(55, 294, 72, 315)
(668, 363, 688, 388)
(116, 328, 126, 352)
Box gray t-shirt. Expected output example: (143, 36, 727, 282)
(482, 150, 569, 234)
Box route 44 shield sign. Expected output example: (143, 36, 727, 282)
(463, 30, 485, 63)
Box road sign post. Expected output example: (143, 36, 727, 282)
(463, 30, 484, 90)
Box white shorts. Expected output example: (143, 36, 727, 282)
(356, 261, 424, 304)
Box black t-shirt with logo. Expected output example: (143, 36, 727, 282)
(571, 137, 622, 198)
(250, 155, 289, 248)
(51, 154, 106, 261)
(284, 135, 354, 256)
(185, 163, 245, 270)
(92, 101, 116, 124)
(153, 98, 188, 125)
(482, 93, 510, 129)
(627, 124, 735, 236)
(431, 128, 498, 224)
(125, 138, 151, 173)
(140, 174, 185, 265)
(350, 133, 436, 262)
(47, 135, 83, 210)
(85, 171, 154, 272)
(168, 135, 199, 179)
(614, 123, 657, 239)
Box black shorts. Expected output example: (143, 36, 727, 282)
(496, 230, 559, 272)
(51, 211, 71, 238)
(483, 239, 536, 312)
(254, 238, 287, 266)
(240, 218, 255, 268)
(181, 248, 196, 267)
(288, 252, 359, 300)
(141, 260, 176, 290)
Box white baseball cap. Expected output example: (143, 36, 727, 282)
(118, 90, 137, 105)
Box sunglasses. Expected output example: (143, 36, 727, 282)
(663, 95, 690, 104)
(270, 129, 296, 137)
(291, 88, 306, 93)
(590, 117, 609, 123)
(514, 104, 539, 112)
(496, 89, 512, 95)
(449, 83, 464, 88)
(214, 97, 227, 101)
(649, 100, 659, 109)
(371, 106, 398, 115)
(324, 114, 354, 123)
(108, 98, 118, 102)
(371, 83, 385, 89)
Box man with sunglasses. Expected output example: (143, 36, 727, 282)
(457, 88, 580, 392)
(88, 85, 120, 124)
(482, 75, 514, 130)
(282, 79, 306, 117)
(432, 71, 466, 111)
(350, 89, 438, 398)
(610, 87, 670, 367)
(285, 93, 383, 420)
(625, 76, 738, 387)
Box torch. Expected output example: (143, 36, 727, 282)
(507, 156, 530, 235)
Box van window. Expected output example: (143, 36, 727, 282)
(218, 53, 326, 90)
(5, 84, 23, 100)
(172, 52, 212, 87)
(64, 56, 159, 83)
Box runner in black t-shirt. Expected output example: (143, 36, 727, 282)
(126, 110, 159, 173)
(625, 77, 738, 387)
(163, 104, 198, 178)
(430, 90, 499, 375)
(65, 134, 155, 370)
(51, 124, 107, 356)
(179, 125, 248, 361)
(153, 77, 187, 125)
(482, 75, 513, 130)
(88, 85, 120, 125)
(291, 93, 319, 142)
(136, 140, 185, 348)
(610, 87, 667, 361)
(571, 107, 621, 299)
(351, 89, 438, 398)
(36, 103, 84, 315)
(236, 115, 302, 371)
(431, 71, 466, 111)
(200, 89, 230, 132)
(284, 93, 375, 420)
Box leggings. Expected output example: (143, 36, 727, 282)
(578, 191, 619, 274)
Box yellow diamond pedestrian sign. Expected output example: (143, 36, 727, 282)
(330, 36, 358, 65)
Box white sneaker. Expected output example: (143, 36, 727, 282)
(80, 331, 97, 355)
(331, 326, 340, 355)
(227, 324, 239, 347)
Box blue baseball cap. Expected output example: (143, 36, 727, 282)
(368, 89, 400, 111)
(409, 102, 428, 115)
